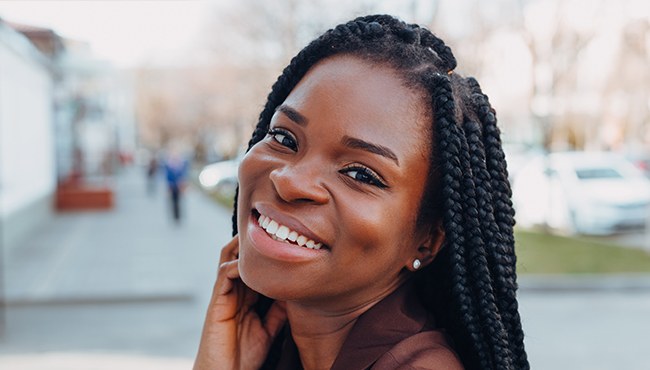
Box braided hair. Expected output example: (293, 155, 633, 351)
(230, 14, 529, 370)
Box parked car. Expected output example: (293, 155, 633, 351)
(198, 158, 239, 196)
(502, 143, 544, 185)
(625, 150, 650, 179)
(512, 151, 650, 235)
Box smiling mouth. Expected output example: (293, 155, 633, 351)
(253, 210, 328, 250)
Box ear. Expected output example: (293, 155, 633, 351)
(407, 221, 445, 272)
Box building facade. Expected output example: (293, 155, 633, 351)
(0, 19, 56, 250)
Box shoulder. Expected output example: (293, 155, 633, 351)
(371, 330, 464, 370)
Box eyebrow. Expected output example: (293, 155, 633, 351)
(342, 135, 399, 166)
(276, 104, 308, 126)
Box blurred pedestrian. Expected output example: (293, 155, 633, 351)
(146, 153, 159, 196)
(163, 150, 189, 223)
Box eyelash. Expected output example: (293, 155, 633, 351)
(267, 127, 298, 151)
(266, 127, 388, 189)
(340, 165, 388, 188)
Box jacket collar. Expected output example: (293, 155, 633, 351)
(276, 280, 432, 370)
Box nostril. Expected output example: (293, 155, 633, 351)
(295, 197, 315, 203)
(270, 165, 330, 204)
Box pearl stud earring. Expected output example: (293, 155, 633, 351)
(412, 259, 421, 270)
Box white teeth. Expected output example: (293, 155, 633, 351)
(274, 235, 288, 243)
(275, 225, 289, 240)
(258, 213, 325, 250)
(266, 220, 279, 234)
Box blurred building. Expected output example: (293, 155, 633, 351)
(0, 18, 137, 250)
(0, 19, 56, 250)
(10, 22, 137, 183)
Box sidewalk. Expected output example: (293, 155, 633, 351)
(2, 166, 233, 305)
(0, 166, 235, 367)
(519, 273, 650, 292)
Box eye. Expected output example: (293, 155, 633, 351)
(340, 165, 388, 188)
(267, 128, 298, 151)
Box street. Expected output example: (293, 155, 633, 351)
(520, 290, 650, 369)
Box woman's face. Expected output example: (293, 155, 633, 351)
(237, 55, 433, 310)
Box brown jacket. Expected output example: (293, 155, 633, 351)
(275, 282, 464, 370)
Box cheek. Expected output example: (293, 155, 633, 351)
(237, 147, 273, 202)
(337, 201, 409, 257)
(237, 143, 287, 188)
(335, 187, 426, 269)
(238, 148, 265, 187)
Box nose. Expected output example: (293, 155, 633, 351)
(269, 161, 330, 204)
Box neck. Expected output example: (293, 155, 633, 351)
(287, 303, 365, 370)
(286, 281, 406, 370)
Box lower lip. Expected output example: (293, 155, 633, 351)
(247, 214, 326, 262)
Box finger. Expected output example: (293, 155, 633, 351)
(218, 235, 239, 264)
(208, 260, 242, 321)
(214, 260, 240, 296)
(223, 260, 240, 280)
(263, 301, 288, 339)
(218, 235, 239, 261)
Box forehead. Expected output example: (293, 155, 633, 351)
(282, 55, 431, 160)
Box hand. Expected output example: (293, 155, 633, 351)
(194, 236, 287, 370)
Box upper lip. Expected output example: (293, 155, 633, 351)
(254, 203, 328, 247)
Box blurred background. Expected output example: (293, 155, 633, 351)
(0, 0, 648, 369)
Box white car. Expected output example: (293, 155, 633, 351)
(512, 151, 650, 235)
(198, 159, 239, 195)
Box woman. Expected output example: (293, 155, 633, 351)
(195, 14, 529, 370)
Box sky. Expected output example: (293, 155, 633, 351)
(0, 0, 444, 68)
(0, 0, 213, 67)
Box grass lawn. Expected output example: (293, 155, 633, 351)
(515, 229, 650, 274)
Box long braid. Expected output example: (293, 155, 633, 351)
(461, 118, 517, 370)
(469, 80, 529, 370)
(428, 73, 488, 369)
(455, 126, 492, 366)
(230, 15, 528, 370)
(461, 122, 515, 369)
(461, 117, 508, 305)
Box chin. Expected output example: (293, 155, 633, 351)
(238, 249, 292, 300)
